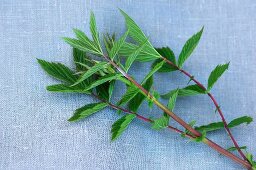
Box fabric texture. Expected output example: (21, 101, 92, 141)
(0, 0, 256, 169)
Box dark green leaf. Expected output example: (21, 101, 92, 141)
(96, 80, 115, 101)
(109, 31, 129, 60)
(141, 60, 165, 84)
(47, 84, 89, 94)
(89, 12, 102, 53)
(228, 116, 253, 128)
(37, 59, 76, 83)
(72, 62, 108, 86)
(195, 122, 224, 132)
(152, 47, 177, 72)
(207, 63, 229, 91)
(111, 114, 136, 141)
(73, 48, 86, 71)
(117, 85, 140, 106)
(177, 27, 204, 68)
(68, 102, 108, 122)
(161, 84, 206, 99)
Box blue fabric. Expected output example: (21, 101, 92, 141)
(0, 0, 255, 169)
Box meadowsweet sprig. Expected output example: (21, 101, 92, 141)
(38, 9, 255, 170)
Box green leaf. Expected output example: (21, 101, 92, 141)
(227, 146, 247, 152)
(119, 9, 160, 59)
(152, 47, 177, 72)
(193, 131, 206, 142)
(73, 48, 86, 71)
(68, 102, 108, 122)
(141, 60, 165, 84)
(148, 90, 160, 108)
(117, 85, 140, 106)
(109, 31, 129, 60)
(195, 116, 253, 132)
(246, 153, 256, 167)
(152, 115, 169, 130)
(72, 62, 108, 86)
(73, 29, 100, 55)
(168, 89, 179, 111)
(161, 84, 206, 99)
(37, 59, 76, 83)
(125, 41, 147, 71)
(89, 12, 102, 53)
(128, 76, 153, 112)
(47, 84, 89, 94)
(228, 116, 253, 128)
(177, 27, 204, 68)
(84, 74, 122, 91)
(207, 63, 229, 91)
(96, 80, 115, 101)
(111, 114, 136, 141)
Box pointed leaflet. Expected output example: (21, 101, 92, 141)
(177, 27, 204, 68)
(111, 114, 136, 141)
(125, 41, 147, 71)
(152, 47, 177, 72)
(89, 12, 102, 54)
(161, 84, 206, 99)
(84, 74, 122, 92)
(72, 29, 101, 55)
(141, 60, 165, 84)
(73, 48, 86, 71)
(195, 116, 253, 132)
(37, 59, 76, 83)
(128, 76, 153, 112)
(68, 102, 108, 122)
(119, 9, 160, 59)
(207, 63, 229, 91)
(47, 84, 89, 94)
(103, 33, 115, 55)
(109, 31, 129, 60)
(117, 85, 140, 106)
(72, 62, 108, 86)
(152, 89, 179, 130)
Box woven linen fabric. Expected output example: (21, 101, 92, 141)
(0, 0, 255, 169)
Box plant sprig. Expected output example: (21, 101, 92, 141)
(38, 9, 255, 170)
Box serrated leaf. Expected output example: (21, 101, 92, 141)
(152, 47, 177, 72)
(168, 89, 179, 111)
(68, 102, 108, 122)
(72, 62, 108, 86)
(117, 85, 140, 106)
(111, 114, 136, 141)
(47, 84, 89, 94)
(152, 115, 169, 130)
(177, 27, 204, 68)
(228, 116, 253, 128)
(207, 63, 229, 91)
(37, 59, 76, 83)
(141, 60, 165, 84)
(73, 48, 86, 71)
(119, 9, 160, 59)
(125, 41, 147, 71)
(84, 74, 122, 91)
(161, 84, 206, 99)
(89, 12, 102, 54)
(227, 146, 247, 152)
(128, 76, 153, 112)
(109, 31, 129, 60)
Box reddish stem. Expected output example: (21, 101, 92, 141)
(161, 56, 248, 161)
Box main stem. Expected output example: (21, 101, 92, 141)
(161, 56, 248, 161)
(103, 55, 251, 169)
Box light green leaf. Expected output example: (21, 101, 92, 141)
(193, 131, 206, 142)
(152, 47, 177, 72)
(47, 84, 89, 94)
(228, 116, 253, 128)
(161, 84, 206, 99)
(128, 76, 153, 112)
(37, 59, 76, 83)
(152, 115, 169, 130)
(111, 114, 136, 141)
(125, 41, 147, 71)
(84, 74, 122, 91)
(72, 62, 108, 86)
(168, 89, 179, 111)
(109, 31, 129, 60)
(119, 9, 160, 59)
(89, 12, 102, 53)
(68, 102, 108, 122)
(207, 63, 229, 91)
(141, 60, 165, 84)
(177, 27, 204, 68)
